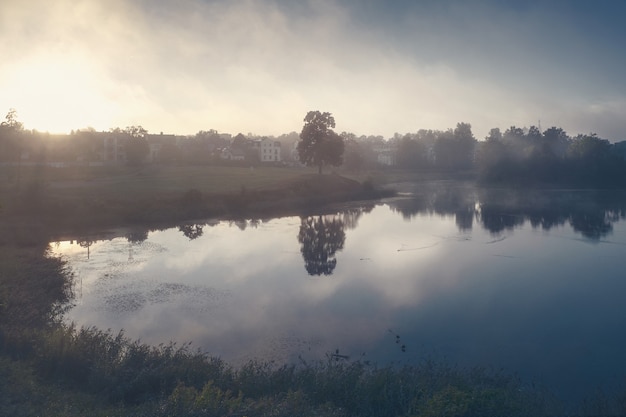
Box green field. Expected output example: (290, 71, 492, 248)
(0, 164, 394, 242)
(1, 165, 335, 200)
(0, 164, 466, 203)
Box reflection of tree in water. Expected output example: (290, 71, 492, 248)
(388, 185, 626, 241)
(526, 207, 567, 230)
(388, 195, 429, 221)
(77, 238, 95, 259)
(477, 189, 626, 240)
(339, 204, 374, 230)
(455, 206, 474, 232)
(476, 207, 525, 235)
(178, 224, 204, 240)
(298, 215, 346, 276)
(125, 229, 150, 261)
(569, 211, 613, 240)
(388, 185, 476, 231)
(126, 229, 149, 244)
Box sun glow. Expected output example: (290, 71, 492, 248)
(2, 53, 118, 133)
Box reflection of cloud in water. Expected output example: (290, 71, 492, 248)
(164, 249, 213, 273)
(150, 283, 231, 313)
(51, 238, 169, 286)
(93, 279, 232, 316)
(236, 333, 326, 365)
(133, 241, 168, 254)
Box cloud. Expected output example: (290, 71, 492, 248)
(1, 0, 625, 140)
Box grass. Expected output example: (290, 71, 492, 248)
(1, 165, 352, 199)
(0, 165, 395, 242)
(2, 325, 564, 417)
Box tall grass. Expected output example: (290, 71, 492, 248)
(4, 321, 566, 416)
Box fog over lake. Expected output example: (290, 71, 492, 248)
(51, 182, 626, 402)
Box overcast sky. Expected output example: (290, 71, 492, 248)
(1, 0, 625, 140)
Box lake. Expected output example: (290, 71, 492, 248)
(50, 181, 626, 403)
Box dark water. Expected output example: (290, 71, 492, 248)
(52, 181, 626, 403)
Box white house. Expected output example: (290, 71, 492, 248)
(373, 145, 396, 166)
(253, 138, 282, 162)
(102, 134, 126, 163)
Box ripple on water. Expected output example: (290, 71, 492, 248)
(103, 291, 146, 313)
(94, 279, 231, 316)
(147, 282, 232, 312)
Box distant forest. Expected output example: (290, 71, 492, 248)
(1, 108, 626, 187)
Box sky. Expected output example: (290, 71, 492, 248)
(1, 0, 625, 141)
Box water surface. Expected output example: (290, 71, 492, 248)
(51, 182, 626, 402)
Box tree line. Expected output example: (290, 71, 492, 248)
(2, 108, 626, 186)
(476, 126, 626, 186)
(294, 110, 626, 186)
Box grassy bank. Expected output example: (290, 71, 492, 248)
(0, 165, 394, 242)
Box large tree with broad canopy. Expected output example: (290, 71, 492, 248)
(297, 111, 344, 174)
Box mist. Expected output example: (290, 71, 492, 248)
(1, 0, 625, 140)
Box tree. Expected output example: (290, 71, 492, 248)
(502, 126, 527, 154)
(395, 134, 428, 169)
(526, 125, 543, 146)
(341, 133, 364, 171)
(1, 108, 23, 131)
(110, 126, 149, 165)
(542, 127, 570, 158)
(568, 134, 608, 160)
(1, 109, 25, 188)
(196, 129, 228, 152)
(485, 128, 503, 143)
(476, 134, 510, 182)
(297, 111, 344, 174)
(453, 122, 476, 169)
(432, 123, 476, 171)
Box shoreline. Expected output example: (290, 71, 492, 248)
(0, 172, 395, 245)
